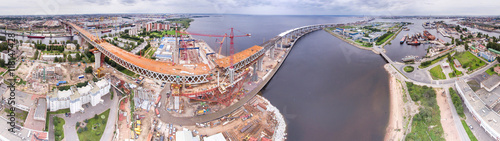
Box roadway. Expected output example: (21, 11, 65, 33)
(60, 87, 119, 141)
(445, 87, 471, 141)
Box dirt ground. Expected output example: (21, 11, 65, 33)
(118, 98, 131, 140)
(436, 88, 461, 141)
(384, 76, 406, 141)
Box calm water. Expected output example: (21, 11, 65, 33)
(189, 15, 390, 141)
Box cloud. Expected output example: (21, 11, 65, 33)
(0, 0, 499, 15)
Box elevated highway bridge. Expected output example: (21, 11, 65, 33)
(63, 19, 374, 125)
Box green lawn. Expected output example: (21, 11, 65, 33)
(355, 40, 372, 47)
(53, 116, 65, 141)
(449, 88, 465, 118)
(486, 64, 500, 76)
(77, 109, 110, 141)
(120, 69, 136, 77)
(376, 32, 395, 45)
(419, 53, 451, 69)
(454, 51, 486, 72)
(448, 60, 463, 78)
(461, 120, 478, 141)
(404, 66, 415, 72)
(405, 82, 445, 141)
(429, 65, 446, 80)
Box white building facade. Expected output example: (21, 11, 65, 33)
(47, 79, 111, 114)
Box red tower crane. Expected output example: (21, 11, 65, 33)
(177, 28, 251, 68)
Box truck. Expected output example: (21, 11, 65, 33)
(156, 108, 160, 118)
(155, 95, 162, 105)
(78, 75, 84, 79)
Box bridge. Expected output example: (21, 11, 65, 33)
(373, 46, 394, 64)
(64, 21, 340, 85)
(62, 20, 373, 124)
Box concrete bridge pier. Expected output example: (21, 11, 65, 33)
(229, 68, 235, 84)
(257, 57, 263, 71)
(79, 35, 87, 50)
(94, 51, 102, 68)
(252, 63, 258, 81)
(270, 43, 276, 59)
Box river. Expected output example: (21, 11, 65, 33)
(188, 15, 390, 141)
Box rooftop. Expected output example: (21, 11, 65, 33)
(481, 75, 500, 90)
(34, 98, 47, 121)
(456, 80, 500, 137)
(476, 88, 500, 108)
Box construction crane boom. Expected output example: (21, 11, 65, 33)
(176, 28, 251, 68)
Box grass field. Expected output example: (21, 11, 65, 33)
(455, 51, 486, 71)
(419, 54, 450, 69)
(486, 64, 500, 76)
(405, 82, 445, 141)
(448, 60, 463, 78)
(429, 65, 446, 80)
(53, 116, 65, 141)
(120, 69, 137, 77)
(376, 32, 395, 45)
(404, 66, 415, 72)
(461, 120, 478, 141)
(77, 109, 110, 141)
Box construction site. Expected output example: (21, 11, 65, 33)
(13, 60, 92, 94)
(63, 18, 321, 141)
(117, 94, 285, 141)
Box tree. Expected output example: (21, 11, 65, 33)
(67, 55, 73, 62)
(75, 53, 81, 61)
(451, 37, 455, 44)
(0, 59, 4, 67)
(54, 57, 59, 62)
(85, 66, 93, 73)
(34, 50, 39, 60)
(465, 43, 469, 50)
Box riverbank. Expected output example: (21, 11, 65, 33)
(384, 73, 406, 141)
(257, 95, 287, 141)
(324, 29, 374, 51)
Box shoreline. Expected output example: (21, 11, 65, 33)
(323, 29, 374, 51)
(384, 65, 406, 141)
(257, 95, 287, 141)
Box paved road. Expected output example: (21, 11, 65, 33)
(48, 115, 55, 141)
(464, 108, 496, 141)
(100, 88, 119, 141)
(394, 59, 498, 87)
(444, 87, 470, 141)
(61, 90, 118, 141)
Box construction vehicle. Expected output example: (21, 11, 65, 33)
(155, 108, 160, 118)
(95, 67, 105, 78)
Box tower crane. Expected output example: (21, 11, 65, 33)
(215, 34, 227, 59)
(176, 28, 251, 69)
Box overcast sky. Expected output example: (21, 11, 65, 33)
(0, 0, 499, 16)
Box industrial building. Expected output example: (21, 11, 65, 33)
(456, 80, 500, 140)
(481, 75, 500, 92)
(47, 79, 111, 114)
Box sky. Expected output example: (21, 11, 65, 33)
(0, 0, 499, 16)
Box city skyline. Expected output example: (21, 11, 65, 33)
(1, 0, 500, 16)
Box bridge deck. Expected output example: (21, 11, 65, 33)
(69, 22, 210, 76)
(215, 45, 263, 68)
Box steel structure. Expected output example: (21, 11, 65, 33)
(64, 20, 345, 106)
